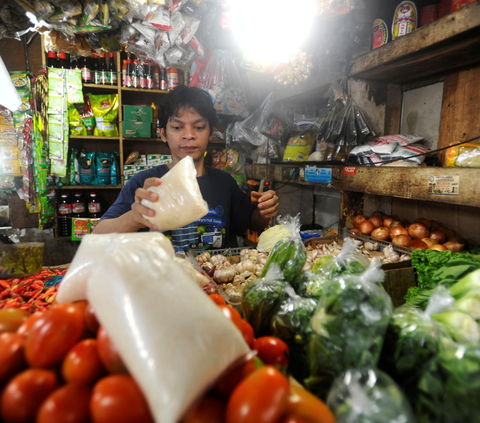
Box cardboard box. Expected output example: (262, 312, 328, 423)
(122, 121, 151, 138)
(147, 154, 172, 166)
(123, 105, 153, 123)
(135, 165, 152, 172)
(133, 155, 147, 166)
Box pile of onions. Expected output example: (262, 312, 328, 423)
(408, 223, 430, 239)
(371, 227, 390, 241)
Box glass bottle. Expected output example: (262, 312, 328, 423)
(72, 192, 86, 218)
(81, 57, 91, 83)
(57, 193, 72, 237)
(108, 52, 117, 85)
(99, 52, 108, 85)
(88, 192, 102, 218)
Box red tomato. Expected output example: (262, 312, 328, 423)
(241, 321, 255, 348)
(213, 356, 261, 398)
(280, 417, 308, 423)
(25, 306, 85, 368)
(37, 383, 92, 423)
(0, 333, 26, 383)
(286, 384, 336, 423)
(17, 312, 44, 338)
(217, 305, 244, 333)
(90, 375, 154, 423)
(182, 396, 225, 423)
(0, 309, 29, 334)
(62, 339, 105, 384)
(97, 327, 128, 375)
(209, 294, 226, 306)
(253, 337, 289, 369)
(84, 303, 100, 334)
(226, 366, 290, 423)
(0, 368, 58, 423)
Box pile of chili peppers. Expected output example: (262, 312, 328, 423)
(0, 269, 67, 313)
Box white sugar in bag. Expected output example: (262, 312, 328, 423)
(57, 232, 174, 303)
(141, 156, 208, 230)
(87, 237, 249, 423)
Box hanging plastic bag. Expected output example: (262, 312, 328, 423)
(327, 368, 416, 423)
(307, 259, 393, 396)
(141, 156, 208, 231)
(203, 49, 248, 117)
(57, 232, 249, 423)
(271, 285, 318, 380)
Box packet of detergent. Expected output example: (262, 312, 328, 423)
(78, 150, 96, 185)
(89, 94, 119, 137)
(96, 152, 111, 185)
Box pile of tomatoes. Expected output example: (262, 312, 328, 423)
(0, 292, 335, 423)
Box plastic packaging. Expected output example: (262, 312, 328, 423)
(88, 93, 119, 137)
(308, 260, 393, 395)
(141, 156, 208, 231)
(392, 1, 418, 40)
(57, 232, 175, 303)
(257, 222, 293, 253)
(327, 368, 416, 423)
(445, 141, 480, 168)
(57, 232, 249, 423)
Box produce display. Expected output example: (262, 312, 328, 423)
(349, 212, 466, 253)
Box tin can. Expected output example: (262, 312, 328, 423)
(451, 0, 467, 10)
(420, 5, 438, 26)
(372, 18, 389, 49)
(392, 1, 418, 40)
(438, 0, 451, 17)
(168, 68, 179, 91)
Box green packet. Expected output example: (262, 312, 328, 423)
(68, 104, 87, 135)
(66, 70, 83, 105)
(51, 158, 67, 178)
(89, 94, 118, 137)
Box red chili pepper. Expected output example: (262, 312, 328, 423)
(0, 289, 9, 300)
(0, 281, 9, 289)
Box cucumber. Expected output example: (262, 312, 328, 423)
(262, 238, 307, 283)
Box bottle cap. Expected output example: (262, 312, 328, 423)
(48, 51, 56, 58)
(58, 52, 67, 59)
(109, 52, 115, 57)
(90, 192, 97, 197)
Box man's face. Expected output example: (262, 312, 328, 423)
(160, 107, 211, 165)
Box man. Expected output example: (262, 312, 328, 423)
(94, 86, 279, 250)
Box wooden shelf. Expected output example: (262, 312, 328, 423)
(350, 4, 480, 83)
(246, 164, 480, 208)
(121, 87, 170, 94)
(83, 83, 118, 90)
(123, 137, 163, 142)
(55, 185, 122, 190)
(70, 135, 119, 140)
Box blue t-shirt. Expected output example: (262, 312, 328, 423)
(101, 165, 256, 250)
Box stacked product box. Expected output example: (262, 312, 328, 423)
(124, 154, 172, 182)
(122, 105, 153, 138)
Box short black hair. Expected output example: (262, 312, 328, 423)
(158, 86, 217, 135)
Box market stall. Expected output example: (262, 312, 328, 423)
(1, 0, 480, 422)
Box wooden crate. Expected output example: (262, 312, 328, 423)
(382, 267, 416, 308)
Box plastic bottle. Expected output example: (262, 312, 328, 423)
(47, 51, 58, 68)
(58, 52, 68, 69)
(72, 192, 86, 218)
(168, 68, 179, 91)
(147, 64, 153, 89)
(92, 54, 100, 84)
(153, 65, 160, 90)
(58, 193, 72, 237)
(132, 59, 140, 88)
(160, 67, 167, 91)
(139, 63, 147, 89)
(81, 57, 91, 83)
(108, 52, 117, 85)
(122, 60, 127, 87)
(126, 56, 133, 87)
(99, 52, 108, 84)
(88, 192, 102, 218)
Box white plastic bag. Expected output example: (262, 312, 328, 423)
(57, 232, 175, 303)
(141, 156, 208, 230)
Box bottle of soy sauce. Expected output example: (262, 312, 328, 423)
(47, 51, 58, 68)
(81, 57, 91, 83)
(108, 52, 117, 85)
(72, 192, 86, 218)
(57, 193, 72, 237)
(88, 192, 102, 218)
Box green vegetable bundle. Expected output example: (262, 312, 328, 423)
(327, 368, 416, 423)
(242, 264, 289, 337)
(271, 286, 318, 380)
(307, 260, 393, 396)
(296, 271, 330, 299)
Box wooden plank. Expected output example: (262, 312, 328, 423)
(437, 66, 480, 165)
(350, 4, 480, 82)
(384, 84, 402, 134)
(339, 191, 363, 235)
(383, 267, 416, 308)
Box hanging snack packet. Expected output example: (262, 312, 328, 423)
(78, 150, 96, 185)
(96, 152, 112, 185)
(88, 94, 118, 137)
(66, 69, 83, 105)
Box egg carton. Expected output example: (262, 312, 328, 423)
(343, 227, 412, 256)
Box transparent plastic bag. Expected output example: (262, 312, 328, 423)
(307, 260, 393, 396)
(445, 141, 480, 168)
(203, 49, 248, 117)
(58, 232, 249, 423)
(327, 368, 416, 423)
(141, 156, 208, 231)
(242, 264, 289, 337)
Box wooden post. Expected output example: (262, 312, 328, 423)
(339, 191, 364, 236)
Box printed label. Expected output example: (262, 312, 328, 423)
(58, 204, 72, 215)
(88, 203, 101, 213)
(342, 166, 357, 176)
(73, 203, 86, 213)
(304, 167, 332, 184)
(372, 19, 389, 49)
(427, 175, 460, 196)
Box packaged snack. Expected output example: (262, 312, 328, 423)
(72, 217, 90, 241)
(88, 94, 119, 137)
(66, 69, 83, 105)
(111, 151, 119, 185)
(445, 141, 480, 168)
(68, 104, 87, 136)
(283, 132, 316, 162)
(96, 151, 112, 185)
(78, 150, 96, 185)
(80, 96, 95, 135)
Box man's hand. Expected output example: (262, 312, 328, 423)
(131, 177, 162, 231)
(251, 190, 280, 218)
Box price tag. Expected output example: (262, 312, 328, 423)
(427, 175, 460, 196)
(304, 167, 332, 184)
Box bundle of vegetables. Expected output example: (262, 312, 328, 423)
(270, 286, 318, 381)
(416, 340, 480, 423)
(0, 269, 67, 313)
(242, 265, 290, 337)
(327, 368, 416, 423)
(261, 215, 307, 285)
(296, 271, 330, 299)
(307, 260, 393, 398)
(256, 214, 297, 253)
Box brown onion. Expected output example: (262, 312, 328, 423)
(392, 235, 412, 247)
(371, 227, 390, 241)
(415, 218, 432, 230)
(373, 211, 386, 219)
(410, 239, 429, 250)
(383, 216, 395, 228)
(422, 238, 438, 248)
(353, 215, 367, 229)
(349, 228, 361, 234)
(389, 221, 403, 229)
(408, 223, 430, 239)
(430, 220, 443, 231)
(443, 241, 465, 252)
(390, 226, 409, 238)
(359, 220, 375, 235)
(448, 236, 466, 244)
(369, 216, 383, 228)
(439, 227, 455, 239)
(430, 244, 447, 252)
(429, 230, 446, 244)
